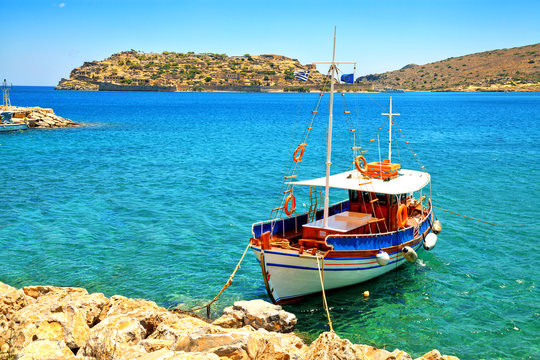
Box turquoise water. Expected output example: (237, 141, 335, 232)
(1, 87, 538, 359)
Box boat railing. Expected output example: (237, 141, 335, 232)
(251, 200, 349, 239)
(323, 205, 432, 251)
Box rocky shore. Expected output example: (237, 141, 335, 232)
(0, 281, 459, 360)
(0, 106, 79, 129)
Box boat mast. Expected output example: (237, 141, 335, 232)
(381, 97, 399, 162)
(313, 28, 355, 229)
(322, 28, 337, 228)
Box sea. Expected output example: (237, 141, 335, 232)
(1, 87, 538, 359)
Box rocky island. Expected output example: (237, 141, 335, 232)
(357, 43, 540, 92)
(0, 281, 460, 360)
(56, 43, 540, 93)
(55, 51, 372, 93)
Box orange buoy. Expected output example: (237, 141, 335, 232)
(284, 194, 296, 215)
(397, 204, 408, 228)
(293, 144, 306, 162)
(355, 155, 368, 174)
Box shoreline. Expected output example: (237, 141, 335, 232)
(14, 85, 540, 93)
(0, 280, 460, 360)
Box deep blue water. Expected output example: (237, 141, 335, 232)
(1, 87, 538, 359)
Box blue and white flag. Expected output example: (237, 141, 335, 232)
(341, 73, 354, 84)
(293, 70, 310, 81)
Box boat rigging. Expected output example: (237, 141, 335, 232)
(248, 28, 442, 304)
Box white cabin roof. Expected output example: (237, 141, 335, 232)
(288, 169, 430, 195)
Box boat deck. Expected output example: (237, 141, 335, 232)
(302, 211, 375, 239)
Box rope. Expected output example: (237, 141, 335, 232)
(392, 117, 428, 173)
(315, 255, 334, 332)
(269, 71, 331, 222)
(340, 93, 358, 159)
(432, 206, 497, 226)
(191, 242, 252, 316)
(364, 91, 388, 111)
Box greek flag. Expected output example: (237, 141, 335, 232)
(293, 70, 310, 81)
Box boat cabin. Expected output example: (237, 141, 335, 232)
(252, 166, 431, 254)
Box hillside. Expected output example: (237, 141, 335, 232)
(357, 43, 540, 91)
(56, 51, 335, 91)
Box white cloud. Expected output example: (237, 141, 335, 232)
(59, 3, 66, 8)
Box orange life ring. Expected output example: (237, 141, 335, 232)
(293, 144, 306, 162)
(284, 194, 296, 215)
(355, 155, 368, 174)
(397, 204, 408, 228)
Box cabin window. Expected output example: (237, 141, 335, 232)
(360, 192, 372, 203)
(348, 190, 358, 202)
(375, 193, 388, 206)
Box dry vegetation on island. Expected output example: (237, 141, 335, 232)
(357, 43, 540, 92)
(56, 51, 336, 92)
(57, 43, 540, 92)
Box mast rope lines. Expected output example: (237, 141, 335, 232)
(340, 93, 361, 160)
(190, 242, 251, 318)
(358, 103, 399, 160)
(269, 74, 330, 223)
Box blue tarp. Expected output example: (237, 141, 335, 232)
(326, 227, 415, 251)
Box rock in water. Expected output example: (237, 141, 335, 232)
(214, 299, 297, 333)
(415, 349, 461, 360)
(0, 105, 80, 128)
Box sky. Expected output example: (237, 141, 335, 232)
(1, 0, 539, 86)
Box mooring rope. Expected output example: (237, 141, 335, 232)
(191, 242, 252, 317)
(315, 255, 334, 332)
(432, 205, 497, 226)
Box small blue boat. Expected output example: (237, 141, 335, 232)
(0, 111, 28, 132)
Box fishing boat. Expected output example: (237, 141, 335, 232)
(249, 31, 441, 304)
(0, 111, 28, 132)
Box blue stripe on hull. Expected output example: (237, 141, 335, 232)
(271, 258, 412, 302)
(265, 240, 423, 272)
(261, 240, 424, 303)
(267, 258, 402, 271)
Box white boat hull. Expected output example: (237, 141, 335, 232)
(251, 240, 423, 303)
